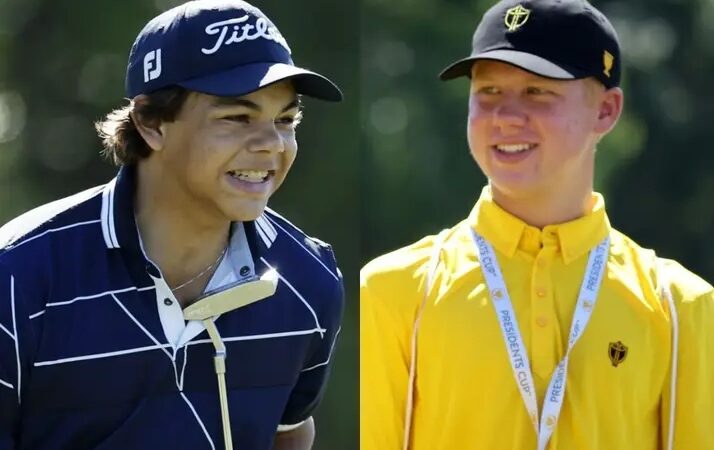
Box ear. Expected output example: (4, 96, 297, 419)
(593, 87, 624, 135)
(130, 95, 167, 152)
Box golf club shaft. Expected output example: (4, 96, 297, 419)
(215, 354, 233, 450)
(204, 320, 233, 450)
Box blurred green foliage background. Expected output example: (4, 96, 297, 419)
(362, 0, 714, 291)
(3, 0, 714, 447)
(0, 0, 357, 448)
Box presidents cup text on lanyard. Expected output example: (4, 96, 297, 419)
(470, 229, 609, 450)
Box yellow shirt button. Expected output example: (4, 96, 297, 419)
(536, 316, 548, 327)
(536, 259, 546, 268)
(536, 288, 546, 298)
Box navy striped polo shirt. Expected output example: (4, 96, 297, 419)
(0, 166, 344, 449)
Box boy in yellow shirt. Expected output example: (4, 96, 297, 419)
(360, 0, 714, 449)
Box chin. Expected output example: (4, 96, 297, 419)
(489, 176, 541, 198)
(222, 200, 269, 223)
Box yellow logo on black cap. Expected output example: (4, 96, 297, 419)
(505, 5, 531, 32)
(603, 50, 614, 78)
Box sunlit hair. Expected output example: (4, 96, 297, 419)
(95, 86, 189, 166)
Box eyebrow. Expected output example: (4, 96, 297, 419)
(212, 96, 301, 113)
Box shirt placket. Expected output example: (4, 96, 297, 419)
(530, 231, 560, 405)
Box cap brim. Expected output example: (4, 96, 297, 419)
(179, 62, 343, 101)
(439, 50, 578, 81)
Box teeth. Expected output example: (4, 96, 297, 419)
(496, 144, 535, 153)
(229, 170, 270, 183)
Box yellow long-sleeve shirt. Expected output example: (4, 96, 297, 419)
(360, 188, 714, 450)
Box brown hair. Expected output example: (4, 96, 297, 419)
(95, 86, 190, 166)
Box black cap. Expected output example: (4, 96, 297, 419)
(439, 0, 621, 89)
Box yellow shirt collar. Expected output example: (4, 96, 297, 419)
(468, 187, 611, 264)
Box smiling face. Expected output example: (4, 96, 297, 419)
(142, 81, 300, 223)
(467, 60, 622, 203)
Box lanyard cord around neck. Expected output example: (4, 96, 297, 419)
(471, 229, 609, 450)
(403, 228, 679, 450)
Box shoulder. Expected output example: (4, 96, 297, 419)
(659, 259, 714, 331)
(0, 185, 105, 258)
(611, 228, 714, 312)
(0, 185, 105, 315)
(260, 209, 343, 317)
(361, 235, 436, 291)
(659, 258, 713, 302)
(262, 208, 337, 267)
(361, 221, 468, 310)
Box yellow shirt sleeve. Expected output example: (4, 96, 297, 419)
(658, 259, 714, 449)
(360, 239, 434, 450)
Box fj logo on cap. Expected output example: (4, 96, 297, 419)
(143, 49, 162, 83)
(608, 341, 628, 367)
(603, 50, 614, 78)
(202, 15, 291, 55)
(504, 5, 531, 32)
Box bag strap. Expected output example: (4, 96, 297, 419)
(403, 232, 445, 450)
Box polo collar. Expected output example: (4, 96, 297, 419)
(101, 165, 136, 251)
(469, 186, 611, 264)
(100, 165, 278, 268)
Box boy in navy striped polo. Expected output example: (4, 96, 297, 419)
(0, 1, 344, 449)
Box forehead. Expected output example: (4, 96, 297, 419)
(192, 81, 299, 108)
(471, 60, 564, 84)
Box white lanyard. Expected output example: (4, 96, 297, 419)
(470, 229, 609, 450)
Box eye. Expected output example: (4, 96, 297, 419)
(221, 114, 251, 123)
(276, 111, 303, 127)
(476, 86, 500, 95)
(525, 86, 552, 96)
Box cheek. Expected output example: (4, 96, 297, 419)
(467, 98, 489, 154)
(467, 94, 485, 126)
(280, 135, 298, 172)
(552, 113, 591, 149)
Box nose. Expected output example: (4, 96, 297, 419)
(246, 123, 284, 154)
(492, 99, 528, 134)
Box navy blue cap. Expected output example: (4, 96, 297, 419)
(440, 0, 621, 89)
(126, 0, 342, 101)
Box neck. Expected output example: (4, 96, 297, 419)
(490, 182, 595, 229)
(135, 162, 230, 296)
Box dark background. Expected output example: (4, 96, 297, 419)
(0, 0, 358, 448)
(361, 0, 714, 290)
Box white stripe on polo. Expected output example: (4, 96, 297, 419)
(44, 285, 155, 309)
(6, 220, 102, 255)
(10, 275, 20, 404)
(101, 183, 115, 249)
(34, 343, 172, 367)
(186, 328, 326, 348)
(256, 215, 277, 242)
(100, 178, 120, 249)
(0, 185, 102, 250)
(0, 321, 13, 340)
(111, 294, 173, 359)
(181, 392, 216, 450)
(265, 215, 339, 281)
(259, 258, 324, 336)
(255, 219, 273, 248)
(301, 326, 341, 372)
(34, 329, 325, 367)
